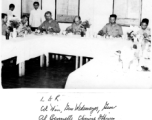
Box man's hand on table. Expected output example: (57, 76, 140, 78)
(115, 35, 122, 38)
(98, 30, 105, 36)
(48, 27, 54, 32)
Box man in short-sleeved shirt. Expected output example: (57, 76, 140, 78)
(17, 15, 31, 36)
(98, 14, 123, 37)
(137, 18, 151, 39)
(2, 13, 8, 35)
(7, 4, 15, 21)
(38, 11, 60, 33)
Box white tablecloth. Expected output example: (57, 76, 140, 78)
(1, 34, 133, 64)
(1, 34, 151, 89)
(1, 35, 45, 64)
(65, 58, 152, 89)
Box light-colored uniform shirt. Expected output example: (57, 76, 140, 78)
(39, 19, 60, 33)
(66, 23, 86, 35)
(29, 9, 43, 27)
(137, 27, 151, 38)
(2, 22, 7, 35)
(99, 23, 123, 37)
(17, 22, 28, 35)
(7, 10, 15, 22)
(7, 10, 14, 17)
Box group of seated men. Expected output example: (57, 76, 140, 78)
(1, 2, 151, 71)
(1, 1, 151, 41)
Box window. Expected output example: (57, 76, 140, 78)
(55, 0, 80, 23)
(113, 0, 142, 26)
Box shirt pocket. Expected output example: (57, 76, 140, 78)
(115, 28, 119, 33)
(115, 28, 119, 31)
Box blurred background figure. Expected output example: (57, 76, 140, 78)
(66, 16, 86, 36)
(98, 14, 123, 38)
(29, 1, 43, 31)
(7, 4, 15, 19)
(17, 15, 31, 36)
(2, 13, 8, 36)
(38, 11, 60, 33)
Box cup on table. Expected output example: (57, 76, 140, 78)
(122, 34, 128, 40)
(97, 35, 102, 38)
(62, 30, 67, 35)
(25, 30, 28, 35)
(68, 33, 73, 36)
(23, 31, 27, 37)
(10, 32, 13, 38)
(89, 32, 94, 38)
(93, 32, 98, 38)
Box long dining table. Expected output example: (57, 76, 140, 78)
(1, 34, 133, 77)
(65, 57, 151, 89)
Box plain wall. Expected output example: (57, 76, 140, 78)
(42, 0, 55, 20)
(2, 0, 21, 18)
(142, 0, 152, 27)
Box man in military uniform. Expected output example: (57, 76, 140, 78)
(98, 14, 123, 38)
(38, 11, 60, 33)
(2, 13, 8, 36)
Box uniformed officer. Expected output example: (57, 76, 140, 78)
(98, 14, 123, 38)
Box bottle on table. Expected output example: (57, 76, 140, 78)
(13, 28, 17, 38)
(5, 29, 10, 40)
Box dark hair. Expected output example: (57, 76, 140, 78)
(9, 4, 15, 9)
(33, 1, 39, 6)
(73, 16, 81, 23)
(2, 13, 7, 19)
(44, 11, 52, 16)
(110, 14, 117, 19)
(141, 18, 149, 25)
(21, 15, 28, 19)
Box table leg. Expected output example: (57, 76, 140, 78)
(0, 62, 3, 89)
(19, 63, 22, 77)
(52, 54, 55, 59)
(60, 55, 63, 60)
(80, 56, 83, 67)
(56, 55, 58, 60)
(46, 53, 49, 67)
(86, 58, 89, 63)
(75, 56, 79, 69)
(22, 62, 25, 76)
(19, 62, 25, 77)
(40, 55, 44, 67)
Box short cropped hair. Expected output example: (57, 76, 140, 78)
(33, 1, 39, 6)
(9, 4, 15, 9)
(73, 16, 81, 23)
(110, 14, 117, 19)
(21, 15, 28, 19)
(44, 11, 52, 16)
(2, 13, 7, 19)
(141, 18, 149, 25)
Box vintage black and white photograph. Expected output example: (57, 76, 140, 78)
(0, 0, 151, 89)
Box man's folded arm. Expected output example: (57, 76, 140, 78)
(38, 22, 44, 30)
(98, 25, 107, 36)
(66, 25, 73, 33)
(119, 26, 123, 36)
(52, 22, 60, 33)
